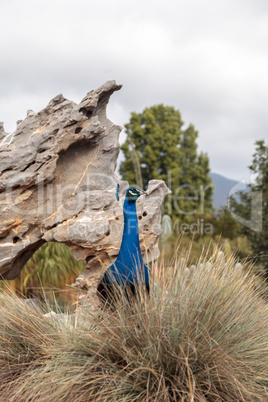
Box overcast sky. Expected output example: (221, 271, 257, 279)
(1, 0, 267, 182)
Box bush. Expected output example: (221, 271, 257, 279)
(0, 242, 85, 308)
(0, 251, 267, 401)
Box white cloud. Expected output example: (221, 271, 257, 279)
(1, 0, 268, 180)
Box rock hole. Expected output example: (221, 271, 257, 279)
(22, 161, 35, 172)
(86, 110, 93, 119)
(79, 107, 93, 119)
(138, 216, 142, 220)
(143, 211, 147, 217)
(52, 128, 59, 135)
(86, 255, 95, 263)
(4, 242, 85, 310)
(1, 168, 12, 174)
(115, 216, 119, 220)
(75, 127, 82, 134)
(105, 230, 110, 236)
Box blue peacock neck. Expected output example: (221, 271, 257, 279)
(103, 190, 149, 287)
(117, 197, 142, 262)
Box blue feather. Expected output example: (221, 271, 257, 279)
(103, 187, 149, 288)
(115, 183, 119, 201)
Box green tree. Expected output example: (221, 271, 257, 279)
(120, 105, 213, 220)
(230, 140, 268, 276)
(212, 207, 240, 240)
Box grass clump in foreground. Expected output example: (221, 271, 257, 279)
(0, 251, 267, 401)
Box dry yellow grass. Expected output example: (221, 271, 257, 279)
(0, 248, 267, 401)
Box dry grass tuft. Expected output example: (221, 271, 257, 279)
(0, 250, 267, 401)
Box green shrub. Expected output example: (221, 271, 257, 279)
(0, 242, 85, 307)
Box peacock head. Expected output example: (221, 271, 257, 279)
(125, 187, 145, 202)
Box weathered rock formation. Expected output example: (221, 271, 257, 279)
(0, 81, 170, 306)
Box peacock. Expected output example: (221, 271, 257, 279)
(98, 186, 149, 299)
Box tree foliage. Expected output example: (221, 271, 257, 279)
(230, 140, 268, 276)
(120, 105, 213, 220)
(212, 207, 240, 240)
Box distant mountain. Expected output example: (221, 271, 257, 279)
(210, 172, 247, 209)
